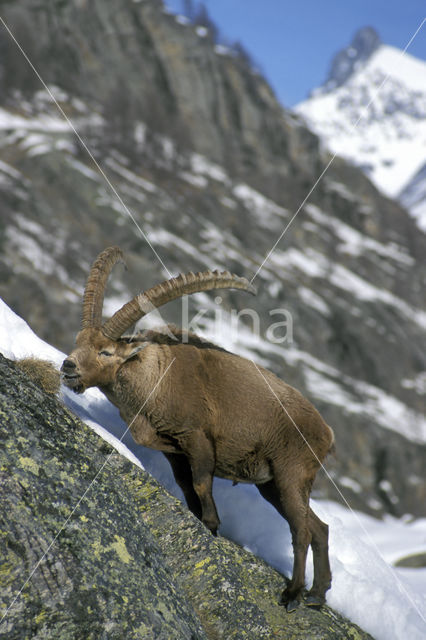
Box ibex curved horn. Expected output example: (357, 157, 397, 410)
(81, 246, 125, 329)
(102, 269, 257, 340)
(81, 247, 256, 340)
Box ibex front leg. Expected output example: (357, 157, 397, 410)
(164, 452, 202, 520)
(130, 415, 181, 453)
(179, 430, 220, 535)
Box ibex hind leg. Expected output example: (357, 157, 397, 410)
(305, 507, 331, 607)
(256, 475, 312, 612)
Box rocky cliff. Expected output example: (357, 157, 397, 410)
(0, 0, 425, 519)
(0, 353, 373, 639)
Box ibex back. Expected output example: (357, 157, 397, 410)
(62, 247, 334, 611)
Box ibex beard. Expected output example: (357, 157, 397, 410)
(62, 246, 334, 611)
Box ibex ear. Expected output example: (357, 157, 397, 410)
(123, 344, 147, 363)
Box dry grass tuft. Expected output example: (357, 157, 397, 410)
(15, 357, 61, 395)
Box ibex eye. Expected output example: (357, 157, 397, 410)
(99, 350, 113, 357)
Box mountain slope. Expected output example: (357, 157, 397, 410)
(0, 0, 425, 521)
(2, 300, 426, 640)
(2, 352, 378, 639)
(295, 28, 426, 229)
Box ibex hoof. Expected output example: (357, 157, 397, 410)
(280, 587, 301, 612)
(285, 598, 300, 613)
(203, 520, 218, 536)
(305, 594, 325, 608)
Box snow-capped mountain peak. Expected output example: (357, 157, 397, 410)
(296, 31, 426, 230)
(319, 26, 381, 94)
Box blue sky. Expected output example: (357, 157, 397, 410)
(165, 0, 426, 106)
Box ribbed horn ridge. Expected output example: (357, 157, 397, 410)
(81, 246, 125, 329)
(102, 270, 257, 340)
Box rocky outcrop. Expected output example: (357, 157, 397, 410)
(0, 354, 373, 638)
(320, 27, 381, 92)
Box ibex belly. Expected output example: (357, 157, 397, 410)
(214, 451, 273, 485)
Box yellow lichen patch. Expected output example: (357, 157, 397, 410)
(1, 558, 17, 579)
(194, 557, 209, 570)
(18, 456, 39, 475)
(60, 471, 74, 484)
(35, 609, 47, 625)
(80, 514, 88, 523)
(108, 535, 133, 564)
(91, 539, 103, 560)
(193, 556, 211, 577)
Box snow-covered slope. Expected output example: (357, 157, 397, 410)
(1, 297, 425, 640)
(295, 29, 426, 229)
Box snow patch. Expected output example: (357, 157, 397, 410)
(214, 44, 233, 56)
(67, 157, 100, 181)
(339, 476, 362, 493)
(190, 152, 229, 183)
(306, 203, 414, 265)
(148, 228, 212, 268)
(304, 368, 426, 443)
(0, 108, 70, 132)
(175, 14, 190, 26)
(105, 157, 157, 193)
(233, 183, 289, 228)
(195, 26, 208, 38)
(274, 245, 425, 329)
(298, 286, 331, 316)
(179, 171, 208, 188)
(401, 372, 426, 395)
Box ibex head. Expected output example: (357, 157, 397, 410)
(61, 246, 255, 393)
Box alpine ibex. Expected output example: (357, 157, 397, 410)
(62, 247, 334, 610)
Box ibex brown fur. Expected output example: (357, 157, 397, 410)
(62, 247, 334, 610)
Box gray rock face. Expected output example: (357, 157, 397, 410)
(0, 0, 425, 520)
(0, 354, 206, 640)
(399, 161, 426, 226)
(0, 353, 373, 639)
